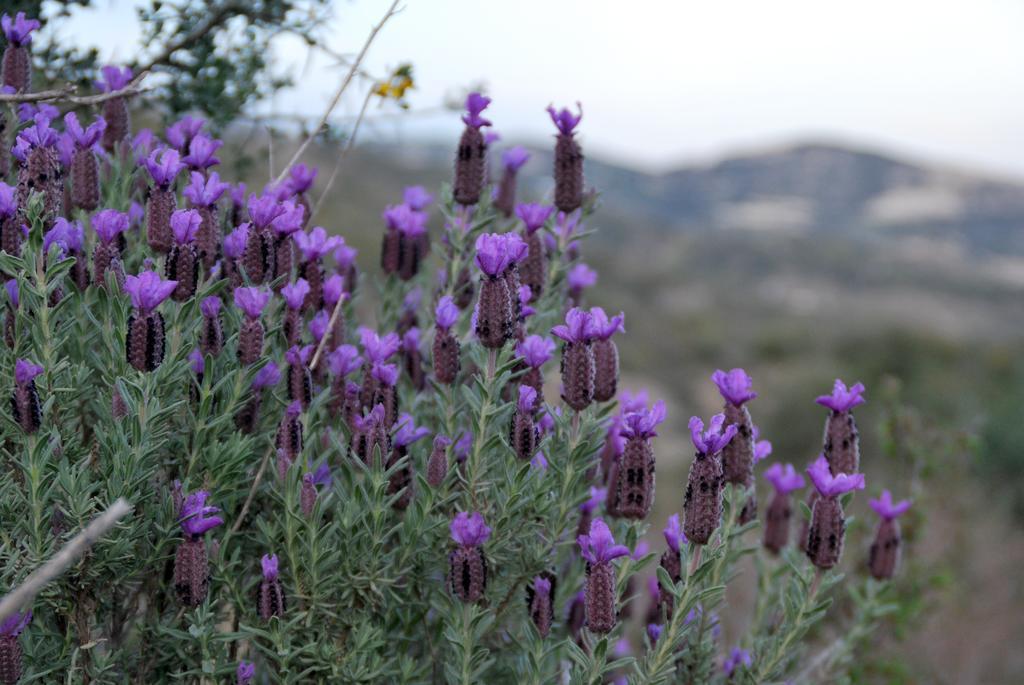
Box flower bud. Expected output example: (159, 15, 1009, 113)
(300, 473, 317, 517)
(682, 451, 724, 546)
(526, 573, 556, 637)
(126, 311, 166, 372)
(816, 379, 866, 476)
(257, 554, 286, 619)
(426, 435, 451, 487)
(453, 128, 486, 206)
(806, 495, 845, 570)
(509, 386, 539, 461)
(548, 104, 584, 214)
(71, 147, 100, 211)
(101, 97, 130, 154)
(237, 319, 264, 367)
(448, 512, 491, 602)
(0, 609, 31, 685)
(174, 537, 210, 607)
(275, 401, 304, 463)
(146, 186, 175, 254)
(584, 561, 616, 634)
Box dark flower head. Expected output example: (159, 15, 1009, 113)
(288, 163, 317, 194)
(515, 203, 555, 234)
(371, 362, 399, 386)
(97, 65, 133, 92)
(567, 263, 597, 291)
(165, 115, 205, 151)
(403, 185, 433, 211)
(285, 344, 314, 366)
(2, 12, 40, 45)
(44, 218, 84, 256)
(621, 400, 667, 440)
(236, 661, 255, 685)
(580, 486, 607, 514)
(261, 553, 279, 580)
(688, 413, 738, 455)
(223, 224, 250, 259)
(182, 133, 222, 170)
(144, 147, 185, 187)
(188, 348, 204, 375)
(435, 295, 459, 331)
(0, 610, 31, 637)
(15, 359, 43, 384)
(129, 202, 144, 227)
(547, 102, 583, 136)
(450, 511, 492, 546)
(502, 146, 530, 172)
(92, 209, 129, 243)
(123, 271, 177, 313)
(200, 296, 221, 318)
(807, 454, 865, 497)
(234, 286, 271, 319)
(551, 307, 595, 344)
(183, 171, 229, 207)
(816, 378, 866, 412)
(285, 399, 302, 417)
(869, 490, 912, 520)
(64, 112, 106, 149)
(518, 385, 538, 413)
(252, 361, 281, 390)
(327, 344, 361, 377)
(0, 182, 16, 219)
(281, 279, 311, 310)
(474, 232, 528, 276)
(577, 518, 629, 564)
(764, 462, 804, 495)
(589, 308, 625, 341)
(358, 327, 401, 364)
(394, 412, 431, 447)
(170, 209, 201, 244)
(663, 513, 687, 553)
(293, 226, 342, 261)
(711, 368, 757, 407)
(179, 490, 224, 537)
(461, 92, 492, 129)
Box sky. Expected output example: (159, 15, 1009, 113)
(50, 0, 1024, 176)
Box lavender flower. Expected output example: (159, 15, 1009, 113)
(683, 414, 737, 545)
(123, 271, 176, 371)
(144, 148, 185, 189)
(182, 133, 222, 171)
(426, 435, 451, 487)
(723, 647, 752, 678)
(1, 13, 39, 46)
(510, 385, 540, 461)
(0, 609, 31, 684)
(817, 378, 866, 475)
(257, 553, 286, 619)
(2, 12, 39, 92)
(805, 455, 865, 569)
(552, 308, 596, 411)
(449, 511, 491, 602)
(577, 519, 628, 633)
(567, 263, 597, 305)
(403, 185, 433, 211)
(199, 296, 224, 356)
(658, 513, 686, 618)
(548, 102, 584, 213)
(236, 661, 255, 685)
(527, 572, 556, 638)
(494, 146, 530, 216)
(11, 358, 42, 433)
(175, 490, 222, 606)
(763, 463, 805, 554)
(235, 287, 271, 365)
(607, 400, 665, 519)
(453, 93, 491, 205)
(868, 490, 912, 580)
(166, 116, 205, 151)
(590, 308, 624, 402)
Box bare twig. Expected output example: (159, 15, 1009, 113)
(273, 0, 403, 185)
(309, 293, 346, 372)
(309, 85, 375, 221)
(134, 2, 247, 74)
(0, 499, 133, 624)
(0, 74, 150, 105)
(230, 445, 275, 534)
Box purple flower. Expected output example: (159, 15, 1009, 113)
(806, 455, 865, 497)
(371, 362, 399, 386)
(234, 287, 271, 319)
(517, 385, 538, 413)
(589, 308, 624, 341)
(567, 263, 597, 291)
(0, 182, 16, 218)
(530, 451, 548, 471)
(124, 271, 177, 313)
(403, 185, 433, 211)
(129, 202, 144, 227)
(515, 203, 554, 234)
(236, 661, 255, 685)
(333, 239, 358, 269)
(1, 12, 40, 45)
(663, 513, 687, 552)
(764, 463, 804, 495)
(55, 132, 74, 167)
(454, 432, 473, 463)
(450, 511, 491, 546)
(97, 65, 133, 92)
(5, 279, 19, 308)
(688, 414, 739, 455)
(647, 624, 663, 644)
(519, 286, 536, 319)
(401, 327, 420, 353)
(293, 226, 341, 261)
(247, 193, 286, 230)
(551, 308, 595, 344)
(323, 275, 346, 306)
(309, 310, 330, 342)
(43, 217, 84, 256)
(502, 146, 530, 172)
(261, 553, 279, 580)
(182, 133, 222, 170)
(353, 403, 386, 432)
(394, 413, 431, 447)
(64, 112, 106, 149)
(252, 361, 281, 390)
(382, 204, 428, 237)
(461, 92, 492, 129)
(170, 209, 201, 244)
(474, 233, 528, 276)
(358, 327, 400, 364)
(271, 201, 305, 237)
(223, 224, 250, 259)
(16, 114, 59, 150)
(288, 163, 317, 194)
(200, 296, 221, 318)
(327, 344, 361, 377)
(183, 171, 229, 207)
(712, 368, 757, 407)
(547, 102, 583, 136)
(281, 279, 311, 310)
(285, 344, 314, 366)
(188, 348, 204, 375)
(752, 425, 772, 462)
(0, 610, 31, 637)
(16, 103, 57, 126)
(723, 647, 752, 677)
(577, 518, 629, 564)
(14, 359, 43, 384)
(484, 130, 501, 146)
(92, 209, 129, 243)
(435, 295, 459, 331)
(179, 490, 224, 537)
(621, 400, 667, 440)
(131, 129, 156, 162)
(580, 486, 606, 514)
(144, 148, 185, 187)
(620, 389, 650, 415)
(869, 490, 912, 520)
(816, 379, 866, 412)
(166, 116, 205, 150)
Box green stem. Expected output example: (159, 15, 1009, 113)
(754, 568, 822, 680)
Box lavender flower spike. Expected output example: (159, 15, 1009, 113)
(816, 378, 866, 412)
(237, 662, 255, 685)
(179, 490, 224, 537)
(869, 490, 912, 520)
(818, 378, 866, 475)
(868, 490, 911, 580)
(2, 13, 40, 46)
(663, 513, 687, 553)
(124, 271, 177, 313)
(763, 463, 803, 555)
(462, 92, 492, 129)
(805, 455, 863, 569)
(806, 454, 865, 497)
(577, 519, 629, 564)
(0, 609, 31, 684)
(688, 414, 738, 455)
(764, 463, 804, 495)
(234, 287, 271, 319)
(15, 359, 43, 385)
(453, 92, 491, 205)
(548, 102, 584, 213)
(712, 368, 757, 407)
(450, 511, 491, 546)
(578, 518, 627, 634)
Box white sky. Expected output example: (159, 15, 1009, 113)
(51, 0, 1024, 176)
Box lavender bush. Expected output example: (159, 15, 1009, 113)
(0, 14, 920, 684)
